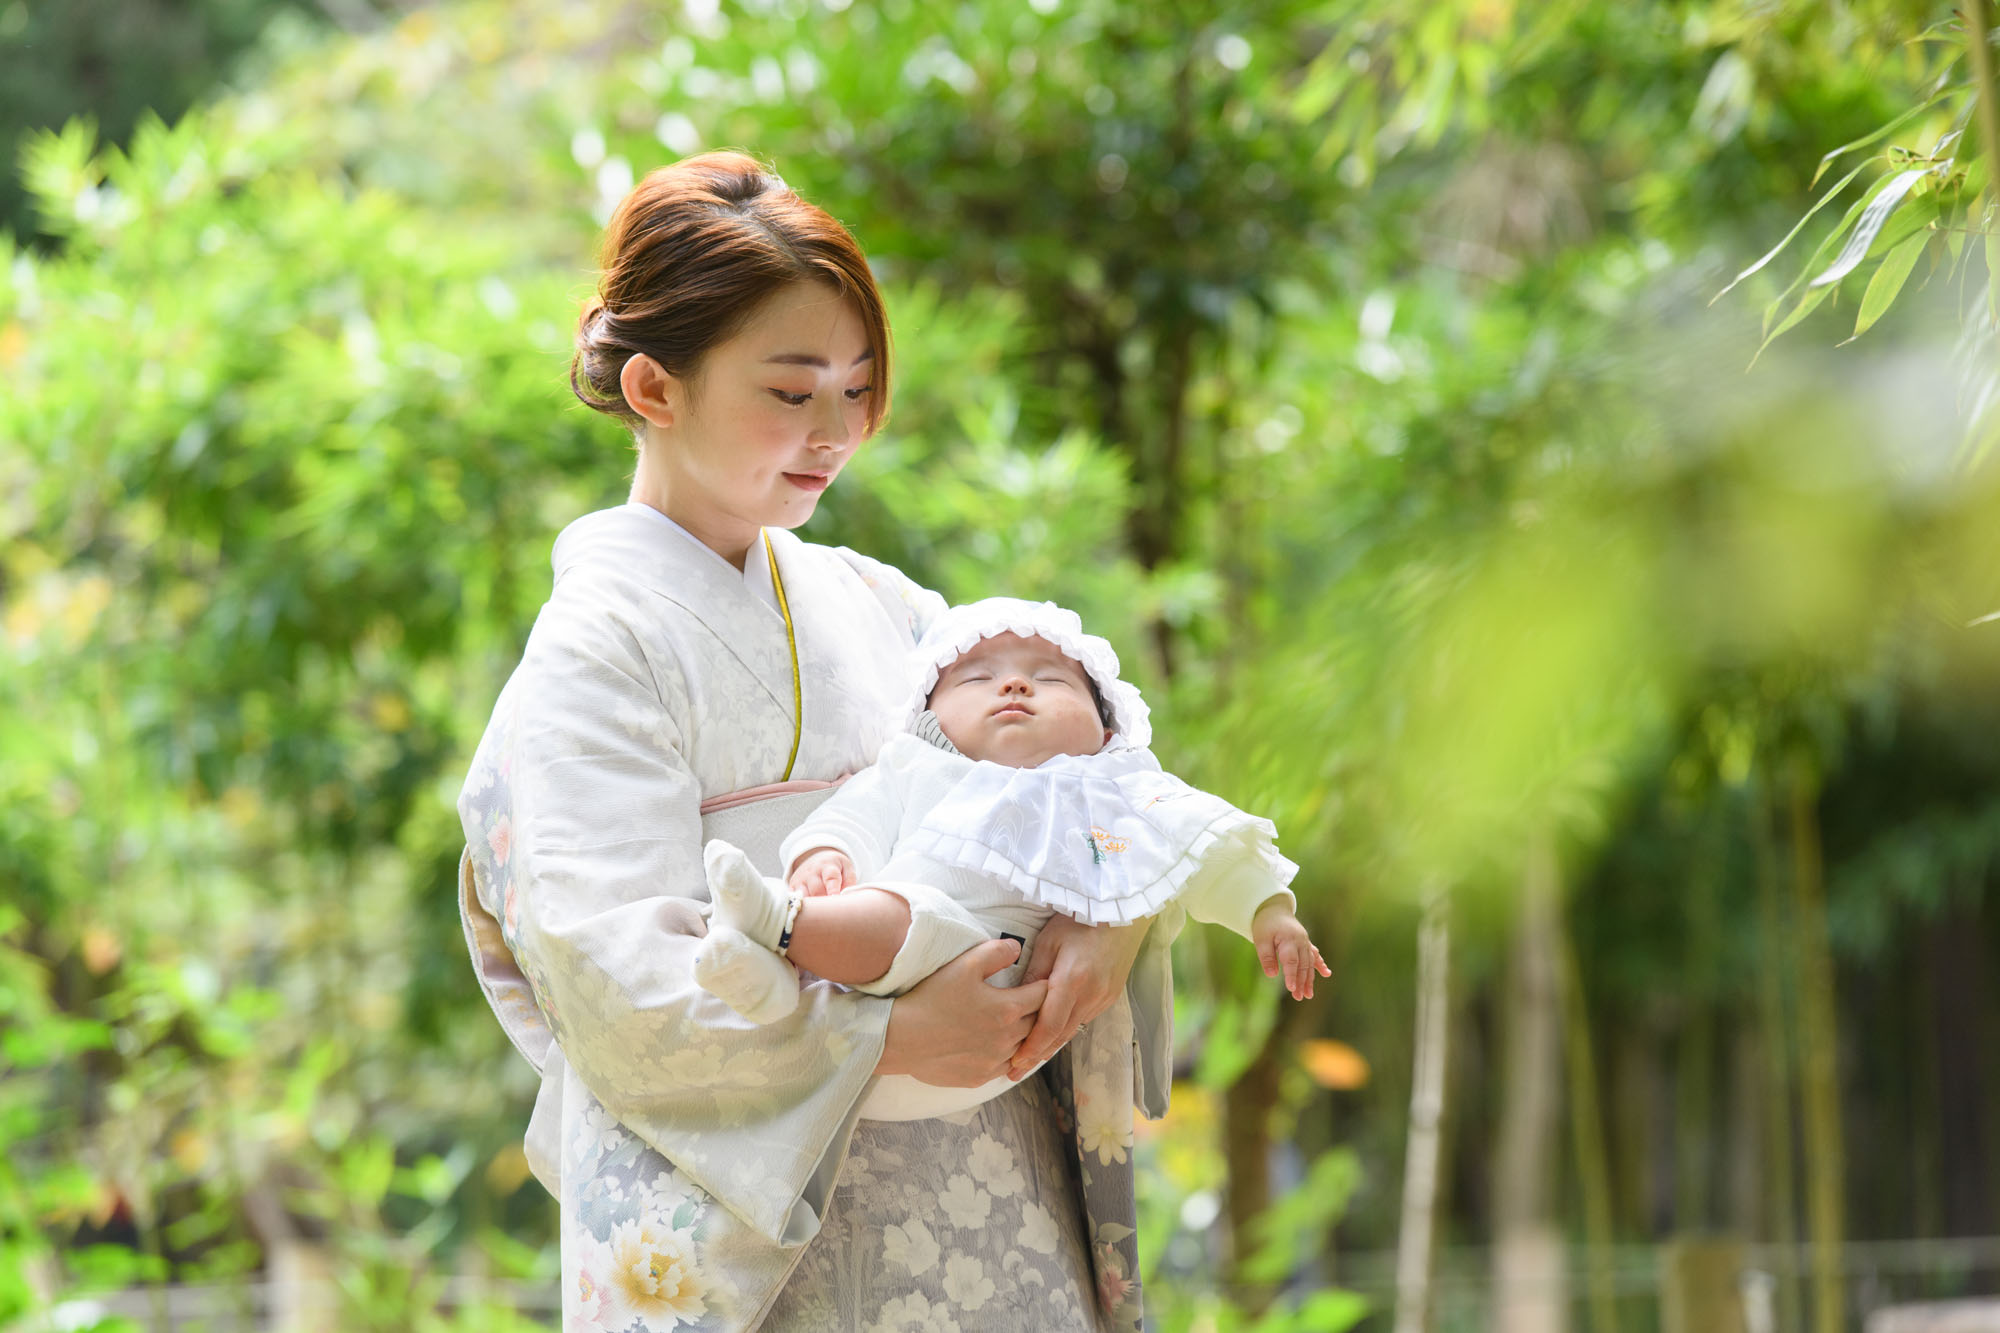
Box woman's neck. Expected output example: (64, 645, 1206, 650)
(630, 449, 755, 571)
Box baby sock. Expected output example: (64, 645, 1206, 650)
(703, 839, 790, 948)
(694, 840, 800, 1024)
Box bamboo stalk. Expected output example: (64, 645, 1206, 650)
(1788, 762, 1846, 1333)
(1675, 807, 1724, 1231)
(1751, 782, 1803, 1333)
(1965, 2, 2000, 320)
(1393, 890, 1452, 1333)
(1493, 837, 1567, 1333)
(1560, 920, 1619, 1333)
(1966, 3, 2000, 212)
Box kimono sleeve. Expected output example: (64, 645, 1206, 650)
(1172, 840, 1298, 941)
(481, 587, 891, 1247)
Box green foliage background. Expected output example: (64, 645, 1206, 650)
(4, 1, 2000, 1329)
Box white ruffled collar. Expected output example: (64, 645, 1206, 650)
(902, 744, 1293, 924)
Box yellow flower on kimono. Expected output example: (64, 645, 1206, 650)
(586, 1217, 708, 1330)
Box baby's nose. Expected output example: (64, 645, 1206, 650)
(1000, 674, 1032, 694)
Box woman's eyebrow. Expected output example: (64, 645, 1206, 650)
(761, 349, 875, 367)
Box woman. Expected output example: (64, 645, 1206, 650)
(456, 152, 1158, 1330)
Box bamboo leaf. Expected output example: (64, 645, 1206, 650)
(1810, 89, 1954, 186)
(1868, 194, 1941, 261)
(1853, 231, 1931, 336)
(1715, 159, 1872, 304)
(1752, 285, 1832, 365)
(1759, 179, 1894, 330)
(1809, 168, 1933, 288)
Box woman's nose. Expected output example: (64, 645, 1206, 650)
(811, 396, 855, 449)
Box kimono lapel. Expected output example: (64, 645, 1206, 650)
(553, 507, 798, 726)
(763, 527, 910, 779)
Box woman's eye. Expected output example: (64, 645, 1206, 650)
(845, 384, 875, 401)
(770, 389, 812, 406)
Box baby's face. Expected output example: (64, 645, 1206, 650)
(927, 632, 1112, 768)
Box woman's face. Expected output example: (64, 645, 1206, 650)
(646, 279, 876, 562)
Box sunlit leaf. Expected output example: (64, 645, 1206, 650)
(1852, 230, 1930, 336)
(1809, 167, 1933, 288)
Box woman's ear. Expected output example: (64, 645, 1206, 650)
(620, 353, 679, 430)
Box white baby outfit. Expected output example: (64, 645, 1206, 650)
(700, 597, 1299, 1119)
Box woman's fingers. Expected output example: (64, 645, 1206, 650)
(1010, 987, 1078, 1079)
(1019, 932, 1060, 986)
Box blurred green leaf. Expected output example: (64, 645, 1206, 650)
(1853, 229, 1931, 335)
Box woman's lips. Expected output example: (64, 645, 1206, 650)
(784, 471, 832, 493)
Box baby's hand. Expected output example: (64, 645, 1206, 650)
(1252, 899, 1331, 1001)
(788, 847, 856, 897)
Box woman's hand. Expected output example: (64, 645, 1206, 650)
(1007, 914, 1150, 1079)
(877, 939, 1049, 1086)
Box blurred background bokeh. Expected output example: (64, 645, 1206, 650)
(5, 1, 2000, 1330)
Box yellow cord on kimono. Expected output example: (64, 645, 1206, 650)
(762, 529, 803, 782)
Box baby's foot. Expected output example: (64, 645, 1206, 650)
(704, 840, 788, 950)
(695, 927, 800, 1024)
(696, 841, 801, 1024)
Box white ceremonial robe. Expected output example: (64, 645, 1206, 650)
(456, 506, 1144, 1331)
(782, 735, 1295, 1120)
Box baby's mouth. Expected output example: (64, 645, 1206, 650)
(993, 703, 1034, 718)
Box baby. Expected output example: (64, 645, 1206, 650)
(693, 598, 1327, 1052)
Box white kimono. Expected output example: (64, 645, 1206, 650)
(456, 505, 1153, 1331)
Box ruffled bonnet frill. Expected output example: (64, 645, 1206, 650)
(906, 596, 1152, 748)
(902, 598, 1296, 925)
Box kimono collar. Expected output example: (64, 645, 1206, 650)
(552, 504, 795, 614)
(616, 502, 781, 614)
(551, 505, 801, 724)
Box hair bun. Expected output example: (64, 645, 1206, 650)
(570, 299, 629, 416)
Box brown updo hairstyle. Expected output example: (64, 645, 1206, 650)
(570, 151, 892, 434)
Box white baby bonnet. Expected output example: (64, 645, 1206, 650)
(906, 599, 1295, 925)
(909, 597, 1152, 748)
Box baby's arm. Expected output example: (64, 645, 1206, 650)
(1173, 827, 1327, 1000)
(776, 749, 909, 890)
(1250, 897, 1331, 1001)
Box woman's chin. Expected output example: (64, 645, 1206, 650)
(765, 495, 822, 529)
